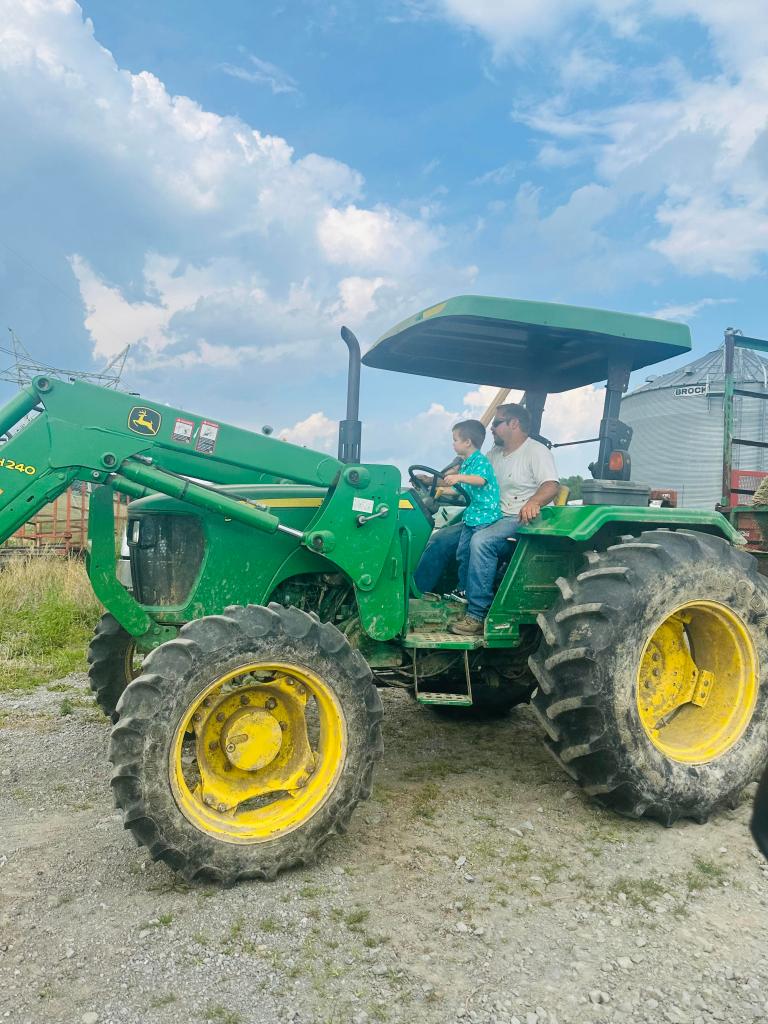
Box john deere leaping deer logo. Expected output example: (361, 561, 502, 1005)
(128, 407, 162, 436)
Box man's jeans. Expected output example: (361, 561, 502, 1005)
(413, 516, 519, 621)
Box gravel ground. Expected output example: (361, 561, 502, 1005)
(1, 673, 767, 1024)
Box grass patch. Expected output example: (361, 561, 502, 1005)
(412, 782, 440, 820)
(609, 877, 668, 908)
(0, 554, 101, 691)
(344, 908, 370, 929)
(140, 914, 174, 931)
(221, 915, 245, 953)
(686, 856, 728, 890)
(59, 698, 74, 716)
(300, 884, 323, 898)
(150, 994, 177, 1008)
(202, 1007, 241, 1024)
(501, 841, 531, 867)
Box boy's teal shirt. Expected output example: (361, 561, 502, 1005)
(459, 449, 502, 527)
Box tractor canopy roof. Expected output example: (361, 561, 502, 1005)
(362, 295, 691, 393)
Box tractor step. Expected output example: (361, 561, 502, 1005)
(416, 691, 473, 707)
(413, 648, 474, 707)
(402, 630, 485, 650)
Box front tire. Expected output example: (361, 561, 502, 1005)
(87, 614, 141, 721)
(530, 530, 768, 824)
(109, 604, 383, 883)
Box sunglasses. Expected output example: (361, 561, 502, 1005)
(491, 418, 510, 428)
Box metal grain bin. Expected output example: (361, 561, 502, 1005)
(622, 345, 768, 509)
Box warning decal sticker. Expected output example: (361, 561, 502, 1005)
(195, 420, 220, 454)
(352, 497, 374, 514)
(171, 417, 195, 444)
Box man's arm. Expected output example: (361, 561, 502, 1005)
(519, 479, 560, 524)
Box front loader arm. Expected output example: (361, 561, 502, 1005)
(0, 376, 406, 641)
(0, 374, 343, 547)
(0, 408, 81, 543)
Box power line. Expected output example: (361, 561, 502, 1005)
(0, 238, 85, 314)
(0, 328, 130, 390)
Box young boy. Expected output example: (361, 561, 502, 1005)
(439, 419, 502, 634)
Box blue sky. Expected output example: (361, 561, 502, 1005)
(1, 1, 766, 478)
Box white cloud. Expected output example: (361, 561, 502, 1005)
(317, 205, 441, 273)
(462, 384, 515, 412)
(0, 0, 453, 378)
(558, 48, 617, 90)
(503, 181, 641, 288)
(472, 162, 518, 186)
(435, 0, 637, 57)
(462, 382, 603, 445)
(329, 276, 393, 325)
(513, 69, 768, 280)
(218, 53, 299, 95)
(436, 0, 768, 279)
(542, 387, 604, 444)
(646, 297, 735, 323)
(434, 0, 768, 64)
(652, 193, 768, 278)
(70, 252, 269, 359)
(649, 0, 768, 69)
(278, 411, 338, 452)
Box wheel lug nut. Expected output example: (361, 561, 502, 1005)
(296, 776, 308, 788)
(279, 721, 287, 731)
(265, 697, 277, 710)
(217, 803, 227, 813)
(203, 794, 214, 806)
(192, 713, 201, 723)
(216, 712, 225, 722)
(226, 743, 235, 753)
(209, 740, 218, 751)
(202, 698, 211, 708)
(297, 685, 307, 696)
(240, 695, 250, 705)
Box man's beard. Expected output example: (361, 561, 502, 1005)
(493, 436, 504, 446)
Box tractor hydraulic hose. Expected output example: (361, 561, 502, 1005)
(116, 460, 284, 535)
(109, 476, 154, 501)
(0, 385, 38, 437)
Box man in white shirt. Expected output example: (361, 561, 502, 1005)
(487, 403, 560, 525)
(413, 403, 559, 632)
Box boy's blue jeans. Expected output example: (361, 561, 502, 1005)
(413, 516, 520, 621)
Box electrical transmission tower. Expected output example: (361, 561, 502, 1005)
(0, 329, 130, 389)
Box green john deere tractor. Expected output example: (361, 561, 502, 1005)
(1, 295, 766, 883)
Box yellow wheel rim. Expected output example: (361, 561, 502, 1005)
(124, 642, 141, 683)
(169, 662, 347, 844)
(637, 601, 758, 763)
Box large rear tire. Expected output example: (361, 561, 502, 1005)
(109, 603, 383, 883)
(87, 614, 141, 721)
(530, 530, 768, 824)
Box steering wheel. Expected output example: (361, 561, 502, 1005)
(407, 464, 470, 508)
